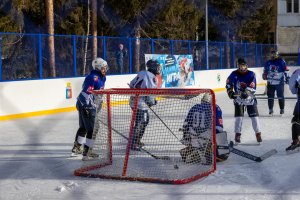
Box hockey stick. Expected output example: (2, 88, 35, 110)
(255, 83, 267, 96)
(99, 120, 170, 160)
(147, 105, 181, 142)
(255, 96, 296, 100)
(226, 141, 277, 162)
(255, 92, 266, 96)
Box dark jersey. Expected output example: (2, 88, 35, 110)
(226, 70, 257, 94)
(264, 58, 288, 85)
(77, 70, 106, 109)
(183, 103, 223, 135)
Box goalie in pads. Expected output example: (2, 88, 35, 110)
(179, 93, 229, 164)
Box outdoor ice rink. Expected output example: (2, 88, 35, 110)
(1, 85, 300, 200)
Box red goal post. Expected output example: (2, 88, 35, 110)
(74, 88, 217, 184)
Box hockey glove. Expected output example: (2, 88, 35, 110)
(227, 90, 236, 99)
(82, 107, 91, 118)
(147, 99, 157, 107)
(285, 77, 290, 84)
(240, 91, 250, 99)
(262, 73, 267, 80)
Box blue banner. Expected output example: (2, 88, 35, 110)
(145, 54, 195, 88)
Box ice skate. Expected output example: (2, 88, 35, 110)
(256, 132, 262, 143)
(130, 138, 144, 151)
(280, 109, 284, 115)
(235, 133, 241, 144)
(71, 142, 83, 157)
(82, 145, 96, 161)
(269, 109, 273, 116)
(130, 143, 141, 151)
(286, 139, 300, 153)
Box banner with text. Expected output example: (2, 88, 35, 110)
(145, 54, 195, 88)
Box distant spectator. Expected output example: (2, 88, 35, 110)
(115, 43, 127, 74)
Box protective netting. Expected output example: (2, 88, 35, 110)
(74, 88, 216, 184)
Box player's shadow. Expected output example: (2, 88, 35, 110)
(0, 93, 80, 182)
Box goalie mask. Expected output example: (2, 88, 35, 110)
(237, 58, 248, 74)
(201, 93, 211, 103)
(147, 59, 161, 75)
(92, 57, 109, 74)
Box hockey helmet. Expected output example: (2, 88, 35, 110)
(92, 57, 109, 72)
(271, 50, 279, 60)
(201, 93, 211, 103)
(147, 59, 161, 75)
(237, 58, 248, 74)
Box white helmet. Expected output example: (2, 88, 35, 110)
(92, 57, 108, 71)
(201, 93, 211, 103)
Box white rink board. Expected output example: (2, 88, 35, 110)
(0, 67, 298, 116)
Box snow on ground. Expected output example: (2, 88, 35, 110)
(1, 85, 300, 200)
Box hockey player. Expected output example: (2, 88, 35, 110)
(262, 50, 289, 115)
(226, 58, 262, 144)
(286, 68, 300, 151)
(71, 57, 108, 160)
(179, 93, 230, 164)
(128, 59, 161, 150)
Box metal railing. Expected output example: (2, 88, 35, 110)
(0, 32, 279, 81)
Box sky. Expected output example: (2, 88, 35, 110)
(0, 85, 300, 200)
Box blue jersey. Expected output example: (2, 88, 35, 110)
(216, 105, 223, 133)
(77, 70, 106, 109)
(263, 58, 289, 85)
(183, 103, 223, 135)
(226, 70, 257, 94)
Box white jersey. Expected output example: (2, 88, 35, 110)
(129, 70, 158, 110)
(289, 69, 300, 94)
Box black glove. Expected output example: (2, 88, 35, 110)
(262, 73, 267, 80)
(151, 99, 157, 107)
(227, 90, 236, 99)
(285, 77, 290, 84)
(147, 99, 157, 107)
(82, 107, 91, 118)
(240, 91, 249, 99)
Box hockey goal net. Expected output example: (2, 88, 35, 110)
(74, 88, 216, 184)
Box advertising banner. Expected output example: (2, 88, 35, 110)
(145, 54, 195, 88)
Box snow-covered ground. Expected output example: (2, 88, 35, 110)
(1, 85, 299, 200)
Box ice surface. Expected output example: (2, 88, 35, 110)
(0, 85, 299, 200)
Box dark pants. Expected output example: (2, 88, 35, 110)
(116, 60, 124, 74)
(74, 101, 96, 142)
(234, 101, 259, 117)
(132, 109, 149, 144)
(292, 98, 300, 140)
(267, 84, 285, 110)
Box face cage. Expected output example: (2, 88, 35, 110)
(238, 64, 248, 73)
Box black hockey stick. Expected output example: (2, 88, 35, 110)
(147, 105, 181, 142)
(255, 96, 296, 100)
(221, 141, 278, 162)
(255, 92, 266, 96)
(99, 120, 170, 160)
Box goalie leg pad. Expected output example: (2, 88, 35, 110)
(180, 146, 201, 164)
(216, 131, 230, 162)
